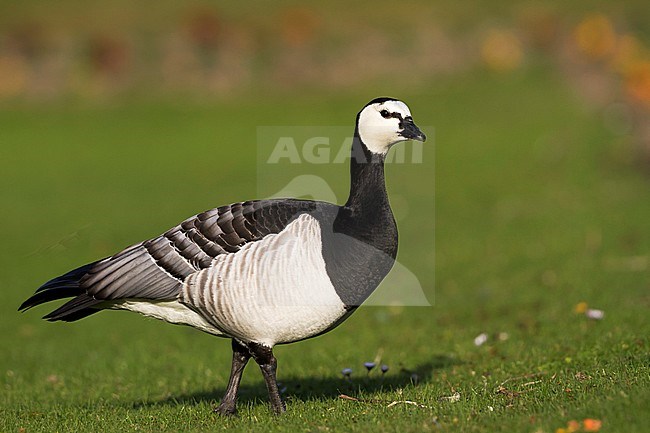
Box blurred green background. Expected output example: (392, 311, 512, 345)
(1, 1, 649, 432)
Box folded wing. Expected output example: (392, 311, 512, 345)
(19, 199, 319, 321)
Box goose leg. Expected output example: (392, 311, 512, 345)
(214, 339, 251, 416)
(248, 343, 286, 414)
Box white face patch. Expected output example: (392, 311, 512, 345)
(357, 100, 413, 155)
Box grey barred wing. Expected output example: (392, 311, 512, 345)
(19, 199, 321, 321)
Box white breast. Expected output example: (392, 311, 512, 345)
(181, 213, 347, 346)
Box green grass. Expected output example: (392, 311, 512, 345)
(1, 66, 649, 432)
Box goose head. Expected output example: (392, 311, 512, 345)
(356, 97, 426, 156)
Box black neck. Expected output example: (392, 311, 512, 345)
(321, 127, 398, 308)
(345, 131, 389, 211)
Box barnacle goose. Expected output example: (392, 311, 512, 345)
(19, 97, 426, 415)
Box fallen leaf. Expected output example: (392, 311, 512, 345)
(574, 302, 588, 314)
(567, 419, 581, 432)
(583, 418, 602, 432)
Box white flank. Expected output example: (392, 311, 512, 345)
(181, 213, 347, 347)
(358, 100, 412, 155)
(111, 300, 225, 336)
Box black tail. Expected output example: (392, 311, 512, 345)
(19, 261, 105, 322)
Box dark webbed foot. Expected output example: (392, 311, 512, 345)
(248, 342, 286, 414)
(215, 339, 251, 417)
(214, 402, 238, 417)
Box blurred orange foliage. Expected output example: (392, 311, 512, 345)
(611, 34, 646, 74)
(582, 418, 602, 432)
(280, 7, 321, 48)
(481, 29, 523, 72)
(574, 13, 617, 59)
(624, 60, 650, 105)
(185, 8, 222, 50)
(0, 55, 29, 98)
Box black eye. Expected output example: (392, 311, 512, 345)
(380, 110, 390, 119)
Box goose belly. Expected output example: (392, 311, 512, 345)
(111, 300, 225, 336)
(181, 214, 347, 346)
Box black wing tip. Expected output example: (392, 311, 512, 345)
(18, 298, 40, 312)
(42, 309, 66, 321)
(18, 301, 32, 312)
(19, 260, 102, 314)
(42, 297, 102, 322)
(34, 261, 99, 293)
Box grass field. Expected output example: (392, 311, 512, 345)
(1, 65, 649, 432)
